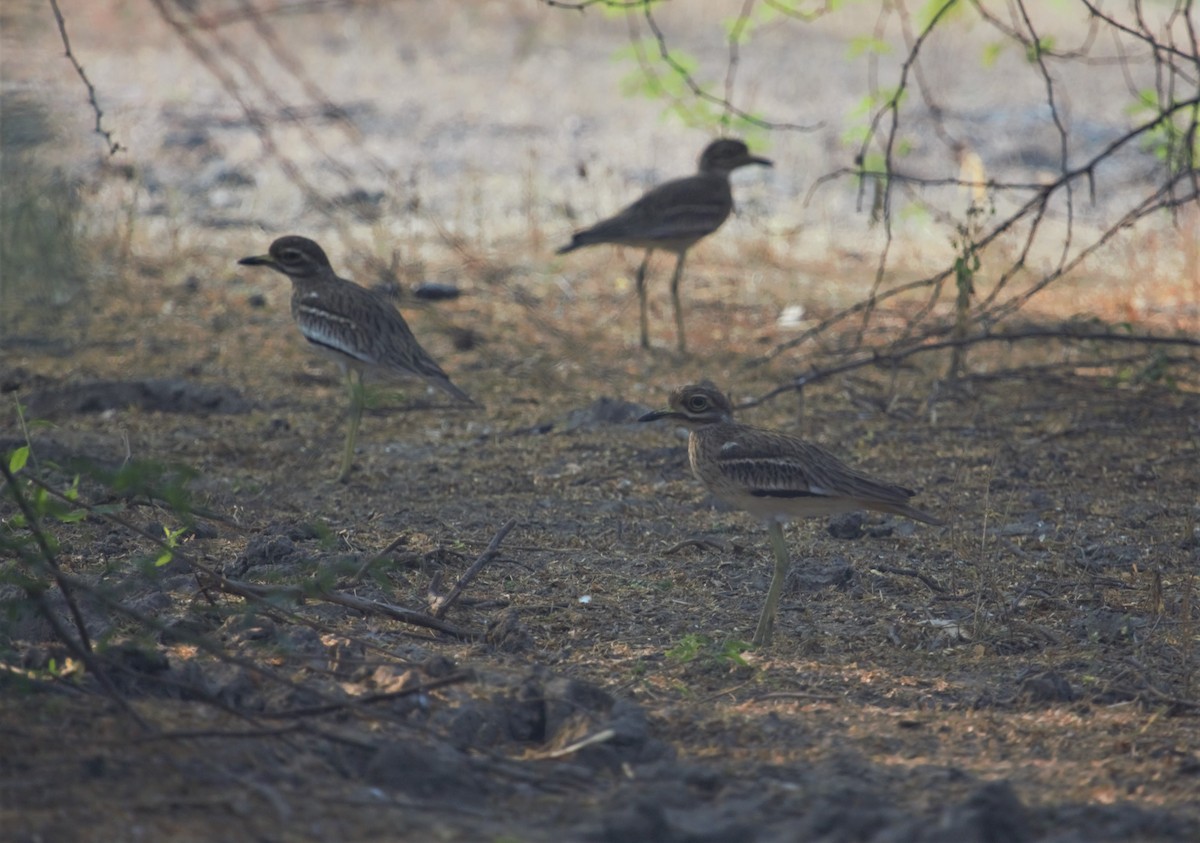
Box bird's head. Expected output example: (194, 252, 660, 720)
(238, 235, 332, 278)
(697, 139, 773, 175)
(639, 381, 735, 428)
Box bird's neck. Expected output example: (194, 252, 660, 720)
(689, 419, 734, 443)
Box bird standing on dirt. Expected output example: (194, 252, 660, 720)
(640, 382, 942, 646)
(238, 235, 477, 481)
(557, 139, 772, 353)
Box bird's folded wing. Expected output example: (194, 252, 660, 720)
(713, 440, 914, 505)
(617, 178, 732, 238)
(637, 200, 733, 241)
(712, 441, 833, 498)
(296, 303, 377, 366)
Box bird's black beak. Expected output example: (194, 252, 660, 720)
(638, 408, 679, 423)
(238, 254, 277, 269)
(747, 154, 773, 168)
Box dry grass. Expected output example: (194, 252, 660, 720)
(4, 232, 1199, 839)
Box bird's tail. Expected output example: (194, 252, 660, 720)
(870, 500, 945, 527)
(555, 236, 583, 255)
(433, 376, 481, 409)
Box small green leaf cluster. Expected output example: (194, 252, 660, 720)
(666, 633, 751, 668)
(2, 419, 201, 639)
(1128, 90, 1199, 177)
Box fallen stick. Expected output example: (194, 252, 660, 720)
(430, 519, 518, 619)
(217, 576, 478, 640)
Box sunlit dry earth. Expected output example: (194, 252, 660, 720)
(3, 2, 1199, 841)
(4, 244, 1198, 841)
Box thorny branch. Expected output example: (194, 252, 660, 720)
(548, 1, 1199, 390)
(51, 0, 1193, 386)
(534, 2, 1199, 396)
(30, 0, 1200, 374)
(46, 0, 122, 154)
(638, 1, 822, 133)
(740, 325, 1200, 410)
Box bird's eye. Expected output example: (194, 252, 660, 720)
(281, 249, 301, 262)
(686, 396, 708, 412)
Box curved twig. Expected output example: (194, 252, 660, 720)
(742, 325, 1200, 409)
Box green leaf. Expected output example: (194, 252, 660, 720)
(848, 36, 891, 58)
(840, 124, 870, 146)
(8, 447, 29, 474)
(916, 0, 964, 31)
(1025, 36, 1055, 63)
(720, 639, 751, 667)
(860, 151, 887, 173)
(722, 14, 756, 44)
(981, 42, 1005, 68)
(666, 634, 707, 663)
(599, 1, 639, 21)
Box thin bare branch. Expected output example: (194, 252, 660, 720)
(46, 0, 122, 154)
(640, 0, 822, 132)
(430, 519, 519, 620)
(743, 324, 1200, 409)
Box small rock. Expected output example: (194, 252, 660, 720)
(937, 780, 1030, 843)
(1017, 669, 1077, 703)
(365, 739, 483, 798)
(413, 282, 462, 301)
(564, 397, 650, 431)
(486, 609, 534, 653)
(828, 512, 866, 539)
(423, 654, 458, 678)
(370, 665, 423, 694)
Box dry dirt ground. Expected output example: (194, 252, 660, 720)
(3, 2, 1200, 842)
(3, 263, 1200, 842)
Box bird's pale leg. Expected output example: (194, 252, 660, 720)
(669, 250, 688, 353)
(752, 520, 791, 646)
(636, 250, 653, 349)
(338, 369, 365, 482)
